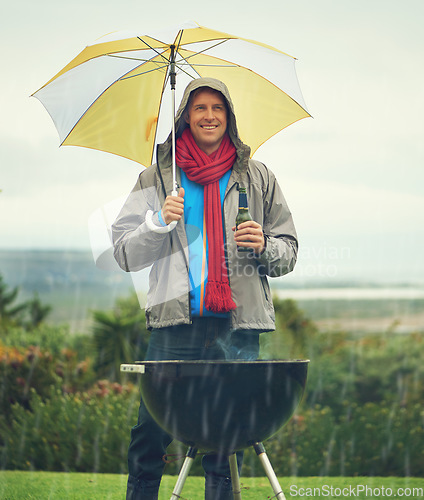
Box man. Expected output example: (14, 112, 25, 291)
(112, 78, 298, 499)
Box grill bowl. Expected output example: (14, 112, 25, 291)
(136, 360, 309, 453)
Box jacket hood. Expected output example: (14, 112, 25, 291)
(157, 78, 251, 171)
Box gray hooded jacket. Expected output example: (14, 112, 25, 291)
(112, 78, 298, 331)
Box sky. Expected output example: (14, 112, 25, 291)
(1, 0, 423, 285)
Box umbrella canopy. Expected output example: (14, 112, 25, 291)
(33, 21, 310, 168)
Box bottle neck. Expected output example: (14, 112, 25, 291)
(238, 191, 248, 210)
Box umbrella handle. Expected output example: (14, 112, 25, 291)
(145, 210, 178, 233)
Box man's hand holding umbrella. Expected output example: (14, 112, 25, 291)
(161, 187, 185, 225)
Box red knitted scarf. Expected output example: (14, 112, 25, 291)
(176, 128, 237, 313)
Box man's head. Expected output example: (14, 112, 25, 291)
(173, 78, 249, 161)
(184, 87, 228, 155)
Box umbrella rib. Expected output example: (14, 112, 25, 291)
(176, 65, 199, 79)
(107, 54, 165, 64)
(178, 43, 311, 118)
(60, 56, 170, 148)
(174, 29, 185, 52)
(173, 54, 201, 80)
(137, 36, 170, 65)
(174, 39, 239, 71)
(178, 62, 238, 68)
(119, 63, 169, 80)
(142, 30, 185, 156)
(107, 37, 237, 79)
(171, 38, 235, 78)
(166, 29, 200, 81)
(177, 39, 229, 61)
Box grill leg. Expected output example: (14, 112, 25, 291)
(170, 446, 198, 500)
(228, 453, 242, 499)
(253, 442, 286, 500)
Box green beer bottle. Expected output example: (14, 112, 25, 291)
(235, 186, 252, 252)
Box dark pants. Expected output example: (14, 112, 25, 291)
(126, 317, 260, 500)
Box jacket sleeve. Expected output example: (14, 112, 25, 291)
(112, 172, 169, 272)
(255, 167, 298, 278)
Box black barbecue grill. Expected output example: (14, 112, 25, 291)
(121, 359, 309, 499)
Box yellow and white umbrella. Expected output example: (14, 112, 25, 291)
(33, 21, 310, 172)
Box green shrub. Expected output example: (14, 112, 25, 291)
(91, 294, 150, 383)
(1, 293, 423, 477)
(0, 323, 93, 359)
(2, 386, 423, 477)
(0, 275, 52, 329)
(0, 344, 96, 422)
(304, 331, 424, 416)
(242, 401, 424, 477)
(0, 382, 140, 473)
(335, 401, 424, 476)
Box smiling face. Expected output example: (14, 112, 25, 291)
(185, 88, 228, 155)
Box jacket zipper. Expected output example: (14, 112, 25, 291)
(157, 145, 192, 323)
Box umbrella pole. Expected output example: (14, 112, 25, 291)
(170, 44, 178, 197)
(144, 45, 178, 233)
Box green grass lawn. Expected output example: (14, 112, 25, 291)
(0, 472, 423, 499)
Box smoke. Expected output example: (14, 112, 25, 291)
(216, 334, 259, 361)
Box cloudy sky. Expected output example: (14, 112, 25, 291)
(1, 0, 423, 284)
